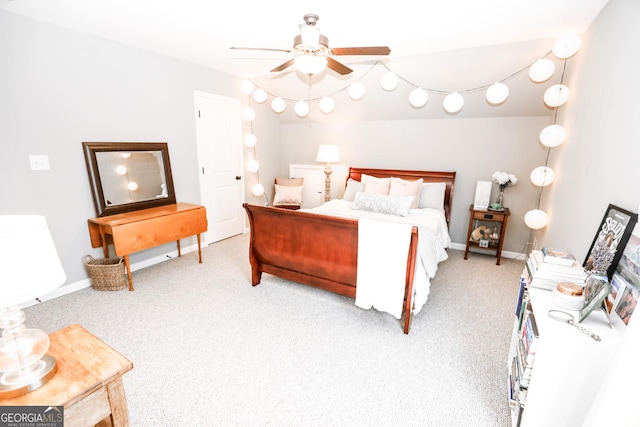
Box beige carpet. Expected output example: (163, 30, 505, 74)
(25, 233, 524, 426)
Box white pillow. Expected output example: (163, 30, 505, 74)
(352, 193, 414, 217)
(389, 177, 423, 209)
(343, 178, 364, 201)
(418, 182, 446, 210)
(273, 184, 303, 205)
(361, 174, 390, 195)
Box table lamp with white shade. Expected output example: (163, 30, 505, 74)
(0, 215, 66, 398)
(315, 144, 340, 202)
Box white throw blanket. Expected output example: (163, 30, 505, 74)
(355, 219, 413, 319)
(302, 199, 450, 316)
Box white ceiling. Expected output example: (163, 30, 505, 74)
(2, 0, 610, 122)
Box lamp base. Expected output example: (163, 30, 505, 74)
(0, 355, 57, 399)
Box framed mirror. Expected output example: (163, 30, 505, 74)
(82, 142, 176, 217)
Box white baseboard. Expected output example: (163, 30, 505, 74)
(449, 242, 526, 261)
(22, 243, 202, 309)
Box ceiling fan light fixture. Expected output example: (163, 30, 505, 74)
(299, 24, 321, 48)
(294, 54, 328, 75)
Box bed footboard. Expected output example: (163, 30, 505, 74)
(242, 203, 418, 334)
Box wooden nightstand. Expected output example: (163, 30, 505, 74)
(1, 324, 133, 427)
(464, 204, 510, 265)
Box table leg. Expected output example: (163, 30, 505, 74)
(106, 377, 130, 427)
(197, 233, 202, 263)
(124, 255, 133, 291)
(176, 240, 182, 257)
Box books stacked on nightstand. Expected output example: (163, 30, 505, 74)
(524, 248, 588, 291)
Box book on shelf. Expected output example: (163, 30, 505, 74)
(540, 247, 577, 266)
(527, 250, 587, 290)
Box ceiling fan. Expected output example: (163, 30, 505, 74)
(230, 14, 391, 75)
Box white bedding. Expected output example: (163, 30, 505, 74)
(301, 199, 451, 315)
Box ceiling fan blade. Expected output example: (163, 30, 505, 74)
(270, 59, 295, 73)
(331, 46, 391, 56)
(327, 57, 353, 75)
(230, 47, 293, 53)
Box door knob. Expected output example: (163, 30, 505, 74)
(235, 176, 242, 180)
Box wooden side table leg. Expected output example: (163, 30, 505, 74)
(124, 255, 134, 291)
(106, 377, 130, 427)
(176, 240, 182, 257)
(197, 233, 202, 263)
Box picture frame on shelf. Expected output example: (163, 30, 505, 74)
(473, 180, 492, 210)
(607, 223, 640, 326)
(583, 204, 638, 280)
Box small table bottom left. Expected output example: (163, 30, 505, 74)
(0, 324, 134, 427)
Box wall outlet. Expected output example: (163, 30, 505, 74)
(29, 155, 50, 171)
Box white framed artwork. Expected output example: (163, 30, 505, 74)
(474, 180, 492, 209)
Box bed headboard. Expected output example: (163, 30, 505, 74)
(347, 167, 456, 226)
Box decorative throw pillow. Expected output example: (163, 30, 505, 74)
(389, 177, 424, 209)
(361, 174, 391, 195)
(273, 184, 303, 205)
(418, 182, 446, 210)
(275, 177, 304, 186)
(352, 193, 414, 217)
(343, 178, 365, 201)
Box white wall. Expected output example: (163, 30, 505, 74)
(0, 11, 265, 285)
(541, 0, 640, 260)
(278, 116, 550, 252)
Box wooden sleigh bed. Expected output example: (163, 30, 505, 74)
(243, 167, 456, 334)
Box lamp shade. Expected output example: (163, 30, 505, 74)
(0, 215, 66, 307)
(316, 144, 340, 164)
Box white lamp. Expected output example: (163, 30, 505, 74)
(316, 144, 340, 202)
(0, 215, 66, 398)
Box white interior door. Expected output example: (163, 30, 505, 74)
(194, 91, 244, 245)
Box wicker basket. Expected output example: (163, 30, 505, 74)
(84, 255, 126, 291)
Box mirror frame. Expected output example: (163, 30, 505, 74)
(82, 142, 176, 217)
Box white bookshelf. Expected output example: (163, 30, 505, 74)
(509, 285, 623, 426)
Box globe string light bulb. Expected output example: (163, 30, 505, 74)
(529, 59, 555, 83)
(380, 72, 399, 91)
(247, 159, 259, 173)
(443, 92, 464, 113)
(252, 183, 265, 197)
(409, 88, 428, 108)
(539, 124, 567, 147)
(244, 133, 257, 147)
(530, 166, 555, 187)
(240, 80, 254, 95)
(271, 97, 286, 113)
(319, 96, 335, 114)
(348, 82, 365, 100)
(294, 100, 310, 118)
(252, 88, 267, 104)
(486, 82, 509, 105)
(525, 209, 549, 230)
(242, 107, 256, 121)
